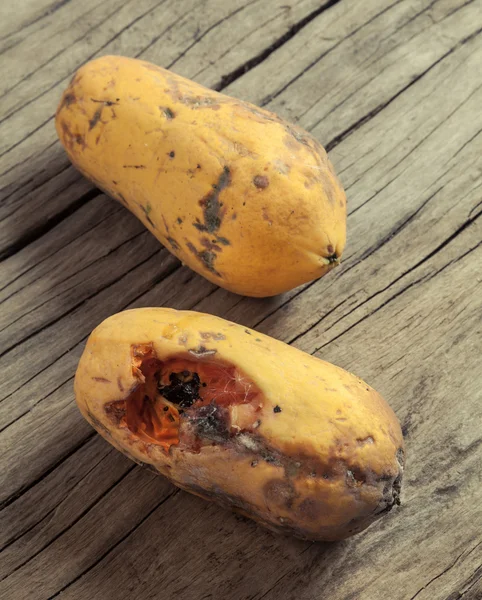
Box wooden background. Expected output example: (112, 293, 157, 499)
(1, 0, 481, 598)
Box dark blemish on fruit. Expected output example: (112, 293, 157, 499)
(117, 377, 124, 392)
(200, 238, 222, 253)
(169, 150, 175, 158)
(215, 236, 230, 246)
(327, 244, 334, 254)
(75, 134, 85, 148)
(104, 399, 127, 426)
(197, 164, 201, 169)
(112, 180, 118, 185)
(123, 165, 147, 169)
(177, 217, 183, 224)
(186, 241, 222, 276)
(253, 175, 269, 189)
(92, 377, 110, 383)
(193, 166, 231, 233)
(60, 93, 76, 110)
(255, 338, 262, 342)
(180, 95, 220, 110)
(161, 107, 175, 119)
(251, 460, 258, 467)
(158, 371, 201, 408)
(188, 345, 217, 357)
(90, 98, 119, 106)
(264, 479, 296, 509)
(273, 405, 282, 413)
(142, 204, 155, 227)
(190, 404, 230, 443)
(244, 329, 252, 335)
(200, 332, 226, 341)
(232, 213, 237, 220)
(167, 237, 180, 250)
(89, 106, 103, 130)
(296, 498, 321, 521)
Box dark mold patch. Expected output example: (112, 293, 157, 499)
(169, 150, 175, 158)
(159, 371, 201, 408)
(253, 175, 269, 189)
(186, 241, 222, 277)
(177, 217, 183, 224)
(193, 166, 231, 233)
(273, 405, 282, 413)
(189, 404, 230, 443)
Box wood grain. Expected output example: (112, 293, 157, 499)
(1, 0, 481, 598)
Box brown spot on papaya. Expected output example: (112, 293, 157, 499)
(89, 106, 103, 130)
(104, 399, 127, 426)
(169, 150, 175, 158)
(327, 244, 334, 255)
(296, 498, 321, 521)
(200, 238, 222, 253)
(60, 92, 76, 110)
(253, 175, 269, 189)
(92, 377, 111, 383)
(215, 236, 230, 246)
(264, 479, 296, 509)
(123, 164, 146, 169)
(167, 237, 180, 251)
(161, 107, 175, 119)
(117, 377, 124, 392)
(177, 217, 183, 224)
(193, 166, 231, 233)
(186, 242, 222, 277)
(200, 332, 226, 341)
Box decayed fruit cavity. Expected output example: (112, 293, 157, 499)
(104, 343, 262, 453)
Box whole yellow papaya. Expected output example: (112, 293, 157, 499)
(74, 308, 404, 541)
(56, 56, 346, 297)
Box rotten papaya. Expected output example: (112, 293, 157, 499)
(56, 55, 347, 297)
(75, 308, 404, 541)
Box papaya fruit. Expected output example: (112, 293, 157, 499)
(75, 308, 404, 541)
(56, 55, 347, 297)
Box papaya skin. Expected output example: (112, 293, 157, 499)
(56, 55, 347, 297)
(74, 308, 404, 541)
